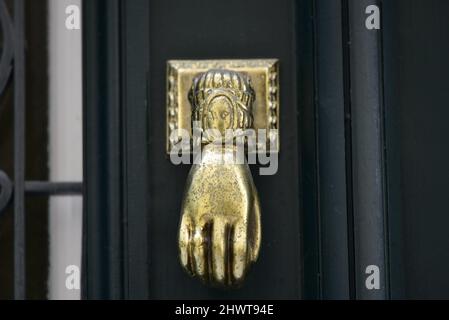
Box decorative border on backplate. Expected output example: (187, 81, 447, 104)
(167, 64, 179, 148)
(267, 62, 279, 152)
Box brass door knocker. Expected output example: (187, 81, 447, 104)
(166, 59, 279, 288)
(178, 69, 261, 287)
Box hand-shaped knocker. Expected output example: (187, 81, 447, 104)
(178, 69, 261, 287)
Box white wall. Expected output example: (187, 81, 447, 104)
(48, 0, 83, 300)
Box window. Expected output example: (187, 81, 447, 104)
(0, 0, 82, 299)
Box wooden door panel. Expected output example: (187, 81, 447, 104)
(148, 0, 302, 299)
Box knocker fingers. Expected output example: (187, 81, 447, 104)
(178, 214, 194, 275)
(231, 221, 249, 284)
(191, 221, 212, 282)
(211, 220, 229, 286)
(180, 215, 254, 287)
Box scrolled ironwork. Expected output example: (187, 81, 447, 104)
(0, 170, 12, 213)
(0, 0, 13, 98)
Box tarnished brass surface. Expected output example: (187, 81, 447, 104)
(167, 59, 279, 154)
(178, 69, 261, 287)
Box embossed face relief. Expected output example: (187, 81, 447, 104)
(190, 69, 254, 144)
(205, 95, 233, 139)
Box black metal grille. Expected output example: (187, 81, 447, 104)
(0, 0, 83, 299)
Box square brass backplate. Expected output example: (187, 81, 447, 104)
(166, 59, 280, 154)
